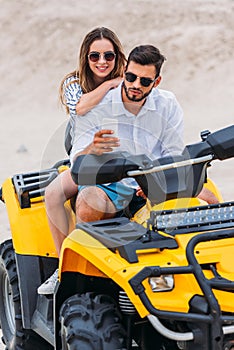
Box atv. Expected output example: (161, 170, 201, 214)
(0, 124, 234, 349)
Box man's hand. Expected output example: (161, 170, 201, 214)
(87, 130, 120, 155)
(136, 187, 147, 199)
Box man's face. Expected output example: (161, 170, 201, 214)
(122, 61, 161, 103)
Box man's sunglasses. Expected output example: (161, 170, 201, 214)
(125, 72, 156, 87)
(88, 51, 116, 62)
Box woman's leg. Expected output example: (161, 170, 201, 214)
(39, 182, 115, 295)
(45, 169, 78, 256)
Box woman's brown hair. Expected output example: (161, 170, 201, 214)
(59, 27, 126, 113)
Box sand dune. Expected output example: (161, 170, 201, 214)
(0, 0, 234, 227)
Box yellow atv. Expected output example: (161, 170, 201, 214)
(0, 125, 234, 349)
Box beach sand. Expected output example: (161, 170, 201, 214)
(0, 0, 234, 347)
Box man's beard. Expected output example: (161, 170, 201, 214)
(122, 81, 154, 102)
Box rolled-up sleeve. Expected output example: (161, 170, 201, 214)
(64, 77, 83, 118)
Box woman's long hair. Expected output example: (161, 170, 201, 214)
(59, 27, 126, 113)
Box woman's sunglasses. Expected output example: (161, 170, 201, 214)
(125, 72, 156, 87)
(88, 51, 116, 62)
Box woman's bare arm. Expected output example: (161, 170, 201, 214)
(76, 77, 122, 115)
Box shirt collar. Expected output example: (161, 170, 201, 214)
(112, 83, 158, 117)
(112, 83, 125, 116)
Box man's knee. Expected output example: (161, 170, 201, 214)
(76, 187, 101, 214)
(75, 187, 115, 222)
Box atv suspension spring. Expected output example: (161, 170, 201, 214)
(119, 290, 137, 315)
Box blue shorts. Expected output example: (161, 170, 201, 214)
(78, 182, 146, 217)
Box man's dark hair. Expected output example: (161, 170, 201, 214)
(126, 45, 166, 77)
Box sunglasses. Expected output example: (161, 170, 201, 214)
(125, 72, 156, 87)
(88, 51, 116, 62)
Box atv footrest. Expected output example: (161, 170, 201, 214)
(31, 295, 54, 346)
(76, 217, 178, 263)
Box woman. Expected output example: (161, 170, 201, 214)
(38, 27, 126, 294)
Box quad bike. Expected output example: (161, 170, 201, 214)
(0, 124, 234, 349)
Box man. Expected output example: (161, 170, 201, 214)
(70, 44, 185, 222)
(38, 44, 217, 295)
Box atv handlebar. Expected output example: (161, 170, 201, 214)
(71, 124, 234, 204)
(126, 154, 213, 177)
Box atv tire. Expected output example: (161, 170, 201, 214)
(60, 292, 127, 350)
(0, 239, 52, 350)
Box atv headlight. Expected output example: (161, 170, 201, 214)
(148, 275, 174, 292)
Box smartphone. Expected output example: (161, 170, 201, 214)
(102, 118, 118, 137)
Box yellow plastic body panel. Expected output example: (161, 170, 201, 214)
(3, 173, 233, 320)
(60, 224, 234, 319)
(2, 178, 58, 257)
(57, 179, 233, 318)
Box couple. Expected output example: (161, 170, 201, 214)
(38, 27, 217, 295)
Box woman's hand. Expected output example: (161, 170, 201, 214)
(75, 77, 123, 116)
(108, 76, 123, 89)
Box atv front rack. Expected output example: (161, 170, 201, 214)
(76, 217, 178, 263)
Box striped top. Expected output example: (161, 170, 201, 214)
(63, 76, 83, 143)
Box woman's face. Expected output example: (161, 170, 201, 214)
(88, 38, 116, 82)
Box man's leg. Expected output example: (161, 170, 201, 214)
(76, 186, 116, 223)
(198, 186, 219, 204)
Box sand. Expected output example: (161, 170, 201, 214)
(0, 0, 234, 346)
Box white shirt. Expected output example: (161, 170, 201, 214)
(70, 83, 184, 188)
